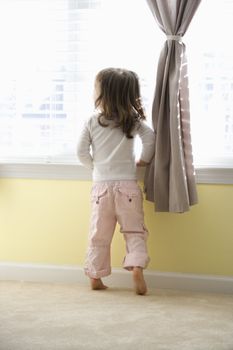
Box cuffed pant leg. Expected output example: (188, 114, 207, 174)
(84, 183, 116, 279)
(123, 229, 150, 271)
(114, 181, 150, 271)
(84, 246, 112, 278)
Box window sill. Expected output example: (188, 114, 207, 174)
(0, 163, 233, 184)
(0, 163, 92, 181)
(195, 167, 233, 185)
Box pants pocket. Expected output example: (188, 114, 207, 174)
(91, 184, 108, 205)
(117, 185, 142, 210)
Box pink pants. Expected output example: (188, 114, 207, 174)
(84, 180, 150, 279)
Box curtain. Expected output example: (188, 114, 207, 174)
(144, 0, 202, 213)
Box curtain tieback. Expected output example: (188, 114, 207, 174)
(166, 35, 182, 42)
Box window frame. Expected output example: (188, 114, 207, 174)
(0, 163, 232, 184)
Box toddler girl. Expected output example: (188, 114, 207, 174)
(77, 68, 155, 295)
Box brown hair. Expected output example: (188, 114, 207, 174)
(94, 68, 146, 138)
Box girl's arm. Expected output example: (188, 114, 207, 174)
(77, 121, 93, 169)
(137, 122, 155, 166)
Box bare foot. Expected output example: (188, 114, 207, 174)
(133, 267, 147, 295)
(90, 278, 108, 290)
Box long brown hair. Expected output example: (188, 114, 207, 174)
(94, 68, 146, 138)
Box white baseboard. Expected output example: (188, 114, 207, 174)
(0, 262, 233, 294)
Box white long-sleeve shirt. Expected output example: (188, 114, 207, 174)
(77, 114, 155, 181)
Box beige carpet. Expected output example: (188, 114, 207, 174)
(0, 281, 233, 350)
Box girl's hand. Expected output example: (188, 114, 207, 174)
(136, 159, 149, 167)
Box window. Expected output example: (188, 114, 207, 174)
(186, 0, 233, 168)
(0, 0, 159, 164)
(0, 0, 232, 179)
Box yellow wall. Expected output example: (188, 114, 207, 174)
(0, 178, 233, 276)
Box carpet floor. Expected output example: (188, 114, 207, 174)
(0, 281, 233, 350)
